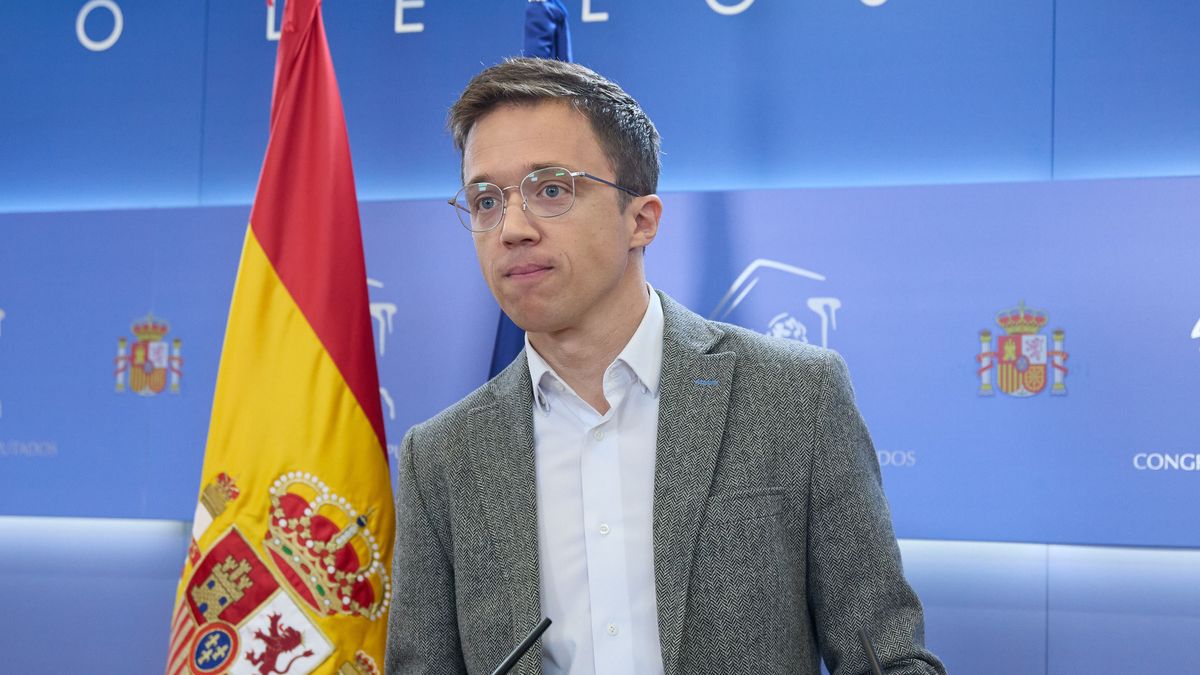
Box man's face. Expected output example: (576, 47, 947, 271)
(462, 100, 652, 335)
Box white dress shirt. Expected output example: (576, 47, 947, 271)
(525, 286, 666, 675)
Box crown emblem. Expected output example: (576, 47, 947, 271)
(337, 651, 381, 675)
(996, 301, 1047, 335)
(131, 314, 171, 342)
(200, 473, 240, 519)
(263, 472, 390, 621)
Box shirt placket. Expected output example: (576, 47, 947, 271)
(580, 367, 636, 674)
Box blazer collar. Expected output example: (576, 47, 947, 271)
(468, 352, 545, 675)
(652, 292, 735, 674)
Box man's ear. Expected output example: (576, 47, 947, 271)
(629, 194, 663, 250)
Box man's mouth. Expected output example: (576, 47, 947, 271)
(505, 263, 553, 279)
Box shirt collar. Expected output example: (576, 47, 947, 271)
(525, 334, 556, 410)
(525, 284, 665, 406)
(614, 284, 664, 396)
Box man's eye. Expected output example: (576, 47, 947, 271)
(539, 183, 570, 199)
(476, 196, 498, 211)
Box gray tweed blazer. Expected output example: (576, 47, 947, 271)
(386, 292, 945, 675)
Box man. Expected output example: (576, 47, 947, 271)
(386, 57, 944, 675)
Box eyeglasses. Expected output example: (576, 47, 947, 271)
(449, 166, 642, 232)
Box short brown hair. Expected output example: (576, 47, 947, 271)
(448, 58, 660, 207)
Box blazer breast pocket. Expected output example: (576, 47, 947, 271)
(702, 487, 786, 526)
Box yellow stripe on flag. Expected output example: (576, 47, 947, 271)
(174, 228, 393, 673)
(204, 227, 387, 509)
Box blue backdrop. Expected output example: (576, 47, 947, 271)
(2, 177, 1198, 548)
(1, 1, 1197, 212)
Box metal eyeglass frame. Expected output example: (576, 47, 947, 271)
(448, 167, 643, 232)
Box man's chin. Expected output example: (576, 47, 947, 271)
(498, 305, 564, 336)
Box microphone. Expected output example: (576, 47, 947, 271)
(858, 628, 885, 675)
(490, 616, 552, 675)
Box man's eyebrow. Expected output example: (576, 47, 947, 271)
(464, 162, 573, 186)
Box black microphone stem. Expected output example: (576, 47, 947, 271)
(858, 628, 886, 675)
(491, 616, 552, 675)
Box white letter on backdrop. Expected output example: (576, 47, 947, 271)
(396, 0, 426, 34)
(706, 0, 755, 16)
(76, 0, 123, 51)
(582, 0, 609, 23)
(266, 2, 281, 41)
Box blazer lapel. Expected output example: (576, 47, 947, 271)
(652, 293, 734, 674)
(467, 354, 544, 675)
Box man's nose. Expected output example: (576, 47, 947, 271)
(499, 193, 540, 245)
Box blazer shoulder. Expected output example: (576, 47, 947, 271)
(405, 354, 527, 454)
(656, 290, 843, 388)
(711, 318, 842, 377)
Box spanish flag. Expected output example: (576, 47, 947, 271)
(166, 1, 393, 673)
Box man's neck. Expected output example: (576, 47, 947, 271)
(528, 282, 651, 415)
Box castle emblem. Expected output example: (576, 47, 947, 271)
(263, 472, 391, 621)
(113, 313, 182, 395)
(976, 302, 1068, 397)
(184, 528, 279, 627)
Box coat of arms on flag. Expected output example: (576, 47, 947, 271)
(114, 313, 182, 395)
(976, 302, 1069, 397)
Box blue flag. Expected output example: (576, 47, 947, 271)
(523, 0, 573, 61)
(489, 0, 574, 379)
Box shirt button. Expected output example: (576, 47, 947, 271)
(593, 429, 605, 441)
(606, 623, 618, 636)
(598, 523, 611, 536)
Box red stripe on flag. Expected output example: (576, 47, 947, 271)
(169, 612, 184, 638)
(249, 0, 386, 455)
(167, 605, 186, 650)
(167, 622, 197, 674)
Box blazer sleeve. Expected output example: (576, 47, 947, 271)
(805, 352, 946, 675)
(385, 428, 468, 675)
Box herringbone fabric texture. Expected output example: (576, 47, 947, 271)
(386, 292, 946, 675)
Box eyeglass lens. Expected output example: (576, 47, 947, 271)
(453, 167, 578, 231)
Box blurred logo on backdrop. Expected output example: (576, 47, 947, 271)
(976, 302, 1068, 398)
(113, 313, 183, 395)
(1192, 316, 1200, 350)
(711, 259, 843, 349)
(367, 278, 401, 464)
